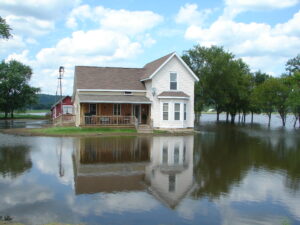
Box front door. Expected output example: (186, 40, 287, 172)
(133, 105, 141, 123)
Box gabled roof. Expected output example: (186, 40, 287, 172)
(73, 52, 198, 92)
(140, 52, 175, 81)
(140, 52, 199, 82)
(75, 66, 146, 90)
(51, 96, 71, 109)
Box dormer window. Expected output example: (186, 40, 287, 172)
(124, 91, 132, 95)
(170, 72, 177, 90)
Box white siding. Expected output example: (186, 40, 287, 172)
(145, 56, 196, 128)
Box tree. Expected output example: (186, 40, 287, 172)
(0, 60, 40, 118)
(224, 59, 252, 123)
(286, 54, 300, 75)
(286, 72, 300, 127)
(252, 77, 290, 127)
(273, 77, 290, 127)
(0, 16, 12, 39)
(253, 71, 271, 85)
(182, 45, 235, 121)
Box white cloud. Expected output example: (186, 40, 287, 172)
(0, 0, 80, 39)
(0, 0, 80, 20)
(66, 5, 163, 35)
(175, 3, 212, 25)
(5, 15, 55, 36)
(225, 0, 299, 10)
(0, 35, 26, 56)
(180, 2, 300, 75)
(223, 0, 300, 19)
(6, 28, 146, 94)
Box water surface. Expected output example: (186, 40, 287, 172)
(0, 115, 299, 225)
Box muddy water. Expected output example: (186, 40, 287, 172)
(0, 115, 299, 225)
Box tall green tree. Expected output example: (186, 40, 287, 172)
(273, 77, 290, 127)
(182, 45, 235, 121)
(248, 71, 271, 123)
(225, 59, 252, 123)
(0, 16, 12, 39)
(286, 72, 300, 127)
(252, 77, 290, 126)
(0, 60, 40, 118)
(286, 54, 300, 75)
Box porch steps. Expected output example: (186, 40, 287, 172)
(137, 124, 153, 133)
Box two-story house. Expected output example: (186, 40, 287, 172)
(72, 52, 199, 129)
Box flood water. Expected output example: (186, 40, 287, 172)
(0, 114, 300, 225)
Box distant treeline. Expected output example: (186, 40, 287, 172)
(29, 94, 63, 110)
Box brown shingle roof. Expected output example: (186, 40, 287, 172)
(158, 91, 189, 97)
(74, 52, 175, 90)
(141, 52, 174, 81)
(75, 66, 146, 90)
(78, 94, 151, 104)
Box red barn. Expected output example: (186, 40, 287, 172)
(51, 96, 73, 119)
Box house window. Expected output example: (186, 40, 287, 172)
(63, 105, 73, 114)
(169, 175, 176, 192)
(113, 104, 121, 115)
(163, 103, 168, 120)
(89, 104, 96, 115)
(170, 72, 177, 90)
(124, 91, 132, 95)
(174, 103, 180, 120)
(184, 103, 187, 120)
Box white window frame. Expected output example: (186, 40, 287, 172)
(170, 72, 177, 90)
(174, 103, 180, 120)
(113, 104, 121, 116)
(63, 105, 73, 114)
(163, 103, 169, 120)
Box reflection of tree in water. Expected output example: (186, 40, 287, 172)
(0, 145, 32, 178)
(193, 124, 300, 198)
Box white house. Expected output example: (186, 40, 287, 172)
(72, 52, 199, 129)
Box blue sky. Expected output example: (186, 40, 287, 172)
(0, 0, 299, 94)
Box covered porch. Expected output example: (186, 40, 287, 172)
(78, 94, 152, 127)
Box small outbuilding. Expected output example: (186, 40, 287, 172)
(51, 96, 73, 119)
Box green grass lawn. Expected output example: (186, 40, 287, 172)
(153, 130, 169, 134)
(31, 126, 137, 135)
(16, 109, 49, 113)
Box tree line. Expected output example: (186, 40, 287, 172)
(183, 45, 300, 127)
(0, 16, 40, 118)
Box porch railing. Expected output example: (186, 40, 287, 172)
(82, 116, 137, 126)
(53, 114, 75, 126)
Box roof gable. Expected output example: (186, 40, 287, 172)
(140, 52, 199, 82)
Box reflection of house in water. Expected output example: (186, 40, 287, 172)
(73, 137, 151, 194)
(145, 136, 195, 208)
(73, 135, 195, 208)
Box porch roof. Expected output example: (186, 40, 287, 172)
(78, 94, 152, 104)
